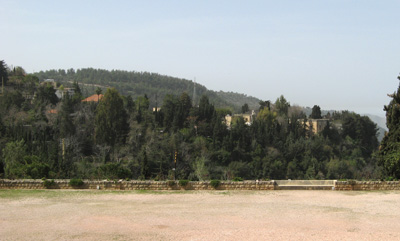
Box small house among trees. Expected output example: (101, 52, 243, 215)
(225, 110, 257, 127)
(302, 119, 329, 134)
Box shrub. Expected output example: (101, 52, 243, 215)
(43, 179, 55, 189)
(69, 178, 84, 187)
(178, 179, 189, 187)
(96, 163, 132, 179)
(167, 180, 176, 187)
(210, 179, 220, 189)
(386, 176, 397, 181)
(24, 156, 50, 179)
(233, 177, 243, 182)
(347, 180, 357, 185)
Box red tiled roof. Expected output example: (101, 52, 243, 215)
(47, 109, 58, 114)
(82, 94, 104, 102)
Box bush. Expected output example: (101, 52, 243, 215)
(69, 178, 84, 187)
(178, 179, 189, 187)
(24, 156, 50, 179)
(167, 180, 176, 187)
(210, 179, 220, 189)
(43, 179, 55, 189)
(96, 162, 132, 179)
(347, 180, 357, 185)
(232, 177, 243, 181)
(386, 176, 397, 181)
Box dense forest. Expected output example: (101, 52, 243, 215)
(34, 68, 261, 112)
(0, 60, 389, 181)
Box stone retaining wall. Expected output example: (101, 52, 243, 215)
(334, 181, 400, 191)
(0, 179, 275, 191)
(1, 179, 400, 191)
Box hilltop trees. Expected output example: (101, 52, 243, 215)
(310, 105, 322, 119)
(274, 95, 290, 117)
(379, 75, 400, 178)
(34, 68, 236, 111)
(0, 60, 8, 86)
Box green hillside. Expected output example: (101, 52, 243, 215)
(0, 61, 383, 181)
(34, 68, 262, 112)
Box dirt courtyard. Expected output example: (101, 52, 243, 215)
(1, 190, 400, 240)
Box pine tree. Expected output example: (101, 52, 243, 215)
(0, 60, 8, 86)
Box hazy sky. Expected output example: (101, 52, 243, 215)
(1, 0, 399, 117)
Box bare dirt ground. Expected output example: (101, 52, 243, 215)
(1, 190, 400, 240)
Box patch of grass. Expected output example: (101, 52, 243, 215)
(0, 189, 84, 199)
(134, 190, 189, 195)
(232, 177, 243, 182)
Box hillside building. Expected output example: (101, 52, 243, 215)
(302, 119, 329, 134)
(225, 110, 257, 127)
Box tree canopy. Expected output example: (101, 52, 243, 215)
(0, 62, 383, 181)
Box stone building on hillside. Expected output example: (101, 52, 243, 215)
(303, 119, 329, 134)
(55, 88, 75, 99)
(225, 110, 257, 127)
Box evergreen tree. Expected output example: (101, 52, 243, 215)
(35, 84, 58, 106)
(379, 76, 400, 178)
(259, 100, 271, 111)
(274, 95, 290, 117)
(161, 94, 178, 131)
(173, 92, 192, 129)
(198, 95, 215, 121)
(0, 60, 8, 86)
(95, 88, 129, 147)
(58, 93, 75, 138)
(95, 87, 102, 99)
(310, 105, 322, 119)
(241, 103, 249, 113)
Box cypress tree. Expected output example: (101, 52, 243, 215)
(379, 75, 400, 178)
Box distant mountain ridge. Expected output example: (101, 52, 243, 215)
(365, 114, 386, 142)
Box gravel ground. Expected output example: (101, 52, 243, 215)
(1, 190, 400, 240)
